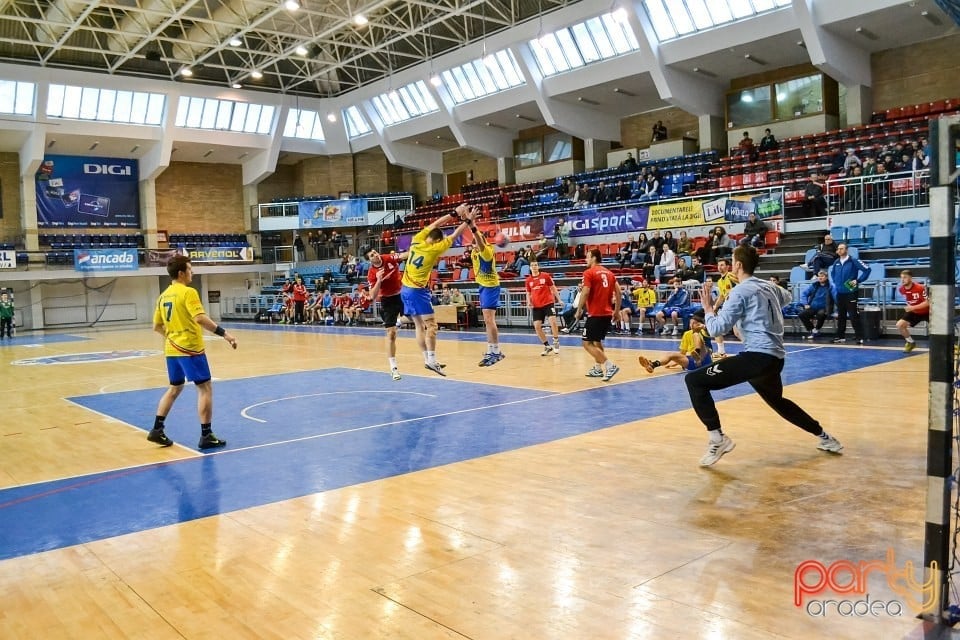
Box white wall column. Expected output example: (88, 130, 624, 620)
(497, 157, 515, 186)
(698, 115, 727, 153)
(139, 178, 158, 249)
(584, 139, 611, 171)
(844, 84, 872, 127)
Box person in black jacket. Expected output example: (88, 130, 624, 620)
(740, 213, 767, 247)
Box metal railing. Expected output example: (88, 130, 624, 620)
(826, 168, 931, 214)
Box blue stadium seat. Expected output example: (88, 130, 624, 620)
(871, 228, 891, 249)
(889, 227, 911, 248)
(846, 225, 865, 245)
(789, 266, 808, 284)
(909, 226, 929, 247)
(830, 226, 847, 243)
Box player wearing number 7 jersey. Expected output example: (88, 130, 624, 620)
(400, 204, 475, 375)
(685, 244, 842, 466)
(148, 255, 237, 450)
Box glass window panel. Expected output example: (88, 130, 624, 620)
(726, 85, 771, 128)
(442, 70, 466, 103)
(15, 82, 34, 115)
(752, 0, 775, 8)
(499, 51, 523, 87)
(372, 97, 391, 124)
(513, 138, 542, 169)
(486, 57, 510, 89)
(600, 13, 632, 55)
(110, 90, 130, 123)
(665, 0, 696, 34)
(571, 23, 601, 63)
(540, 33, 571, 72)
(229, 102, 247, 130)
(685, 0, 715, 29)
(645, 0, 677, 40)
(529, 38, 557, 76)
(397, 87, 419, 115)
(146, 93, 164, 125)
(79, 87, 98, 119)
(383, 95, 403, 123)
(775, 74, 823, 118)
(185, 97, 204, 128)
(0, 81, 14, 113)
(554, 29, 584, 67)
(390, 92, 409, 119)
(243, 104, 262, 132)
(174, 95, 188, 126)
(97, 90, 116, 121)
(47, 84, 65, 116)
(461, 62, 487, 96)
(344, 106, 370, 137)
(729, 0, 754, 18)
(283, 110, 297, 137)
(477, 58, 502, 92)
(413, 81, 437, 112)
(544, 132, 573, 162)
(257, 105, 274, 133)
(62, 85, 82, 119)
(200, 99, 218, 129)
(129, 92, 148, 124)
(704, 0, 733, 23)
(452, 67, 477, 100)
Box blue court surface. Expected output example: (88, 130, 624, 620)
(0, 333, 89, 347)
(1, 347, 908, 561)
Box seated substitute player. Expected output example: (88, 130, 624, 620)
(524, 260, 562, 355)
(637, 309, 713, 373)
(896, 269, 929, 352)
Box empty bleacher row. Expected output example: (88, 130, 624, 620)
(168, 233, 248, 246)
(269, 191, 414, 204)
(39, 233, 145, 249)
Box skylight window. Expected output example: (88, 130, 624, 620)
(529, 9, 640, 78)
(343, 105, 372, 138)
(370, 81, 439, 126)
(439, 49, 526, 104)
(282, 109, 325, 140)
(174, 96, 274, 134)
(47, 84, 164, 125)
(643, 0, 792, 42)
(0, 80, 35, 116)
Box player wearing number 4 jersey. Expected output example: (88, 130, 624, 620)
(685, 244, 842, 466)
(401, 204, 475, 376)
(574, 249, 621, 382)
(148, 255, 237, 450)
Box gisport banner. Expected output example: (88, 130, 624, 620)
(74, 248, 139, 272)
(179, 246, 254, 263)
(298, 199, 368, 228)
(36, 155, 140, 228)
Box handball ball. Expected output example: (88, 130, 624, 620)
(494, 232, 509, 248)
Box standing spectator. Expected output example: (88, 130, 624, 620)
(0, 290, 13, 339)
(896, 270, 929, 352)
(741, 213, 767, 247)
(759, 128, 778, 153)
(525, 261, 562, 355)
(293, 234, 305, 262)
(291, 274, 308, 324)
(800, 172, 828, 217)
(366, 247, 408, 380)
(829, 243, 871, 344)
(147, 256, 236, 449)
(651, 120, 668, 142)
(307, 231, 318, 260)
(554, 216, 570, 259)
(573, 249, 621, 382)
(401, 204, 475, 376)
(685, 244, 842, 466)
(798, 270, 834, 340)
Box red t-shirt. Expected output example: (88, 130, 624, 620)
(367, 253, 403, 298)
(582, 265, 616, 317)
(292, 283, 308, 302)
(899, 282, 928, 314)
(525, 273, 557, 308)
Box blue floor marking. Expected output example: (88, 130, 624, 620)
(1, 348, 905, 560)
(0, 333, 89, 347)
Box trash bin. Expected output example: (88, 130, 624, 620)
(861, 306, 881, 341)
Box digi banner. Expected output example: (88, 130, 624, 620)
(0, 249, 15, 270)
(298, 199, 368, 228)
(36, 155, 140, 228)
(180, 246, 254, 263)
(74, 248, 139, 272)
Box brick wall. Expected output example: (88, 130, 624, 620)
(256, 163, 297, 203)
(155, 162, 245, 233)
(873, 33, 960, 111)
(442, 148, 498, 182)
(0, 153, 21, 245)
(402, 167, 428, 203)
(620, 107, 700, 149)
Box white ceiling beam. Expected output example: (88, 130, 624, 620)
(792, 0, 871, 87)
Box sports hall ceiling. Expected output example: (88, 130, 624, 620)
(0, 0, 579, 97)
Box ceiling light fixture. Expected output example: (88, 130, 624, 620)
(327, 112, 336, 123)
(47, 139, 55, 148)
(515, 114, 536, 121)
(295, 45, 309, 56)
(921, 10, 943, 25)
(353, 14, 368, 26)
(854, 26, 878, 41)
(797, 40, 806, 48)
(203, 150, 214, 158)
(130, 144, 139, 153)
(238, 153, 249, 160)
(577, 97, 600, 105)
(429, 74, 441, 87)
(613, 87, 636, 97)
(692, 67, 717, 78)
(284, 0, 300, 11)
(229, 37, 242, 47)
(251, 70, 263, 79)
(231, 82, 242, 89)
(89, 141, 99, 151)
(743, 53, 768, 65)
(180, 67, 193, 77)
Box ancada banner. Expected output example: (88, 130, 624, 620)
(74, 248, 139, 272)
(179, 246, 254, 263)
(298, 199, 368, 228)
(36, 155, 140, 228)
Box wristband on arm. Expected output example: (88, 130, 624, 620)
(214, 325, 226, 337)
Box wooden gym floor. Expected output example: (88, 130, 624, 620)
(0, 323, 938, 639)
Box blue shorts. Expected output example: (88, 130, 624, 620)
(663, 306, 685, 317)
(401, 285, 434, 317)
(478, 286, 501, 310)
(622, 302, 637, 314)
(166, 354, 211, 385)
(686, 354, 712, 371)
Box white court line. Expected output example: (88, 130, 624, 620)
(241, 390, 437, 423)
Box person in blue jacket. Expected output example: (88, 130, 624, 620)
(828, 244, 872, 343)
(799, 270, 835, 340)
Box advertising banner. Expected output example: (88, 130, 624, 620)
(0, 249, 15, 270)
(146, 249, 180, 267)
(179, 246, 254, 263)
(464, 219, 544, 245)
(298, 199, 368, 228)
(702, 191, 784, 224)
(646, 200, 708, 229)
(36, 155, 140, 228)
(74, 248, 139, 272)
(562, 206, 650, 237)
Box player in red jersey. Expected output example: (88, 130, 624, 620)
(524, 260, 562, 356)
(573, 248, 622, 381)
(366, 248, 408, 380)
(896, 269, 929, 353)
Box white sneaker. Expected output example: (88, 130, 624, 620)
(602, 364, 620, 382)
(391, 368, 401, 381)
(699, 435, 736, 466)
(671, 327, 680, 336)
(541, 345, 554, 356)
(817, 435, 843, 453)
(424, 362, 446, 377)
(552, 341, 560, 354)
(585, 365, 604, 378)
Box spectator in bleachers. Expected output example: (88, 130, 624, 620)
(593, 181, 610, 205)
(677, 230, 693, 256)
(896, 270, 929, 352)
(662, 230, 678, 253)
(554, 216, 570, 259)
(651, 120, 668, 143)
(655, 278, 691, 336)
(759, 128, 778, 153)
(560, 178, 576, 198)
(808, 233, 838, 274)
(740, 213, 767, 248)
(575, 184, 591, 208)
(870, 162, 891, 207)
(800, 172, 828, 217)
(707, 226, 735, 264)
(798, 270, 834, 340)
(307, 231, 318, 259)
(843, 148, 862, 173)
(617, 237, 635, 269)
(619, 152, 638, 171)
(534, 233, 551, 261)
(910, 148, 929, 171)
(638, 174, 660, 201)
(655, 244, 678, 282)
(615, 179, 631, 201)
(737, 131, 757, 160)
(842, 165, 865, 211)
(862, 155, 878, 177)
(677, 255, 705, 283)
(641, 245, 660, 281)
(636, 231, 651, 256)
(432, 189, 441, 201)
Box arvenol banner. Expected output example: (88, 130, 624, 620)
(36, 155, 140, 228)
